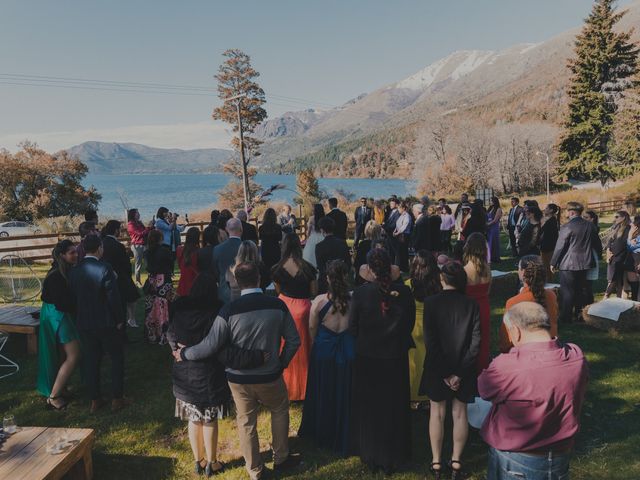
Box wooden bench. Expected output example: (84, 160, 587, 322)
(0, 427, 94, 479)
(0, 305, 39, 355)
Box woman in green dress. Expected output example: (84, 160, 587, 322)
(406, 250, 442, 404)
(36, 239, 81, 410)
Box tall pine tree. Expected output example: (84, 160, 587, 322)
(558, 0, 638, 185)
(610, 72, 640, 174)
(212, 49, 267, 210)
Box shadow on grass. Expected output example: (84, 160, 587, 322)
(93, 453, 176, 480)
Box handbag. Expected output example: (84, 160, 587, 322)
(586, 249, 599, 281)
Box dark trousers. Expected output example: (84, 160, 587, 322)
(354, 225, 365, 248)
(508, 226, 518, 256)
(559, 270, 588, 323)
(394, 234, 409, 272)
(80, 327, 125, 400)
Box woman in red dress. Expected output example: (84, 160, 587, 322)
(463, 232, 492, 372)
(176, 227, 201, 297)
(271, 233, 318, 401)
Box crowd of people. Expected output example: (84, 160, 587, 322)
(32, 193, 640, 479)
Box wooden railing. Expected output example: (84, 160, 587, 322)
(586, 196, 640, 214)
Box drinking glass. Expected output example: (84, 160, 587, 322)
(2, 415, 16, 434)
(46, 434, 64, 455)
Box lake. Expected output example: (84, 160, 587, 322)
(85, 173, 418, 219)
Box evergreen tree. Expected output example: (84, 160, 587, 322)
(295, 169, 321, 215)
(558, 0, 638, 185)
(212, 49, 267, 209)
(611, 73, 640, 174)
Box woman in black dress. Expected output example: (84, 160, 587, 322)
(540, 203, 560, 281)
(421, 261, 480, 480)
(258, 208, 283, 279)
(353, 221, 382, 285)
(517, 206, 542, 257)
(349, 248, 415, 474)
(605, 210, 631, 298)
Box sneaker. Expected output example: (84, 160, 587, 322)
(127, 319, 140, 328)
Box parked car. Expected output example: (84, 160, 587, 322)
(0, 221, 41, 237)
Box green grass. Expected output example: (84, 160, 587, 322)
(1, 229, 639, 479)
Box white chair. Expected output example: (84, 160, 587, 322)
(0, 254, 42, 304)
(0, 331, 19, 379)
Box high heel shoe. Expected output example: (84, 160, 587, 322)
(205, 461, 225, 477)
(429, 461, 443, 480)
(194, 459, 206, 475)
(448, 459, 466, 480)
(45, 396, 68, 411)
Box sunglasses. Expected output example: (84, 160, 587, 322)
(614, 215, 620, 218)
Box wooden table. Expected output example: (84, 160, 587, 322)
(0, 427, 94, 480)
(0, 304, 39, 355)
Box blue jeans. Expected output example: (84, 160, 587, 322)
(487, 447, 571, 480)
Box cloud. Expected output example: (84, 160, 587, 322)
(0, 121, 233, 152)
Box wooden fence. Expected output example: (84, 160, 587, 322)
(1, 195, 636, 262)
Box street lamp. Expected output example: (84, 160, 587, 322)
(536, 151, 550, 202)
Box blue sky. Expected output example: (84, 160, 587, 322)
(0, 0, 634, 151)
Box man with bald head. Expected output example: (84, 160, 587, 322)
(212, 217, 244, 303)
(479, 302, 589, 479)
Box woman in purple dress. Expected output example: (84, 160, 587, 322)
(486, 197, 502, 263)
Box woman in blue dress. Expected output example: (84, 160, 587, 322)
(298, 259, 354, 455)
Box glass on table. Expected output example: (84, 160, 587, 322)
(2, 414, 16, 434)
(46, 433, 65, 455)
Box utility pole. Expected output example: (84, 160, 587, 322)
(536, 151, 550, 202)
(235, 99, 249, 211)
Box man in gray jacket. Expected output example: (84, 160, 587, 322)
(175, 262, 301, 480)
(212, 218, 243, 304)
(551, 202, 603, 323)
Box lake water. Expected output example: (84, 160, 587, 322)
(85, 173, 417, 219)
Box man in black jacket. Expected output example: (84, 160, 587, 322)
(551, 202, 603, 323)
(68, 235, 128, 413)
(326, 197, 348, 240)
(236, 210, 258, 244)
(353, 197, 372, 248)
(315, 217, 352, 294)
(507, 197, 524, 256)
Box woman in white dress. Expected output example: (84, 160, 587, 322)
(303, 203, 326, 268)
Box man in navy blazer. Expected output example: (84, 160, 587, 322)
(354, 197, 372, 248)
(212, 218, 243, 304)
(68, 234, 128, 412)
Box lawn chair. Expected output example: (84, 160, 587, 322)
(0, 331, 19, 379)
(0, 254, 42, 304)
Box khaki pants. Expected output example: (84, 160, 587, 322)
(229, 376, 290, 480)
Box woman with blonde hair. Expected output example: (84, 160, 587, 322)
(463, 232, 492, 372)
(605, 210, 631, 298)
(227, 240, 268, 301)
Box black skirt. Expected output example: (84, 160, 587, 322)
(419, 367, 477, 403)
(350, 354, 411, 472)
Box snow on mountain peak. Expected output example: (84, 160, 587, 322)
(394, 50, 495, 90)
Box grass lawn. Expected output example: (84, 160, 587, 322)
(1, 229, 639, 479)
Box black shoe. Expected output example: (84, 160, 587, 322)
(258, 467, 274, 479)
(205, 461, 225, 477)
(273, 454, 302, 472)
(194, 459, 205, 475)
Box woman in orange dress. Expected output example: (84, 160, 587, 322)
(271, 233, 318, 400)
(500, 255, 559, 352)
(463, 232, 492, 372)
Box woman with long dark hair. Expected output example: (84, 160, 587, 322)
(101, 220, 141, 328)
(407, 250, 442, 404)
(486, 197, 503, 263)
(303, 203, 326, 267)
(350, 248, 414, 474)
(37, 240, 81, 410)
(271, 233, 318, 400)
(463, 232, 492, 372)
(176, 227, 201, 296)
(353, 221, 383, 285)
(500, 255, 559, 353)
(605, 210, 631, 298)
(258, 208, 282, 276)
(421, 261, 480, 480)
(517, 206, 543, 257)
(197, 224, 221, 273)
(540, 203, 560, 281)
(144, 229, 175, 344)
(299, 259, 355, 454)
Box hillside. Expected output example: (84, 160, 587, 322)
(67, 141, 232, 174)
(254, 0, 640, 179)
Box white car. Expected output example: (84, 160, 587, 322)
(0, 221, 41, 237)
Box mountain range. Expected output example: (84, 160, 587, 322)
(67, 141, 232, 174)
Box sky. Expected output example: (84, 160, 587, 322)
(0, 0, 635, 152)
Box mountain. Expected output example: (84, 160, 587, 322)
(255, 0, 640, 177)
(67, 141, 232, 174)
